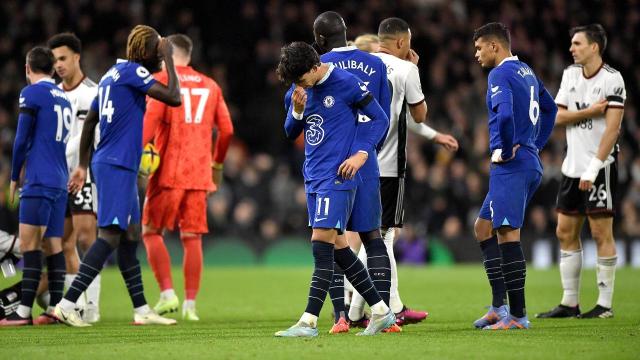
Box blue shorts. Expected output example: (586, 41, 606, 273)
(347, 177, 382, 232)
(306, 189, 356, 234)
(19, 186, 67, 238)
(93, 162, 140, 231)
(478, 170, 542, 229)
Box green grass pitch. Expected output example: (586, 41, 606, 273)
(1, 265, 639, 359)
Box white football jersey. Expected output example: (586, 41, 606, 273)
(374, 52, 425, 177)
(60, 77, 98, 172)
(555, 63, 626, 178)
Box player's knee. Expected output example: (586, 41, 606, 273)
(556, 223, 577, 245)
(126, 224, 141, 242)
(358, 229, 380, 242)
(590, 226, 613, 245)
(142, 223, 162, 236)
(98, 226, 123, 248)
(473, 218, 492, 241)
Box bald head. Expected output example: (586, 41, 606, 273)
(313, 11, 347, 53)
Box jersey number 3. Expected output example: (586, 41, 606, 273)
(181, 88, 210, 124)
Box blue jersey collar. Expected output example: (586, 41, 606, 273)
(497, 55, 519, 67)
(317, 64, 335, 85)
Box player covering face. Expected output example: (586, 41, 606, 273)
(274, 42, 395, 337)
(54, 25, 182, 327)
(471, 22, 557, 330)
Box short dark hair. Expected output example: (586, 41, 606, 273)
(47, 33, 82, 53)
(473, 22, 511, 48)
(378, 17, 410, 40)
(167, 34, 193, 56)
(26, 46, 55, 74)
(570, 24, 607, 55)
(276, 42, 320, 85)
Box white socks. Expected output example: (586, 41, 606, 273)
(384, 228, 404, 313)
(134, 304, 152, 316)
(16, 305, 31, 318)
(86, 274, 101, 307)
(559, 249, 582, 307)
(348, 247, 368, 321)
(160, 289, 177, 300)
(299, 312, 318, 327)
(596, 256, 617, 309)
(370, 300, 390, 316)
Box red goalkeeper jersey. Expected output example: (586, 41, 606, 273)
(143, 65, 233, 191)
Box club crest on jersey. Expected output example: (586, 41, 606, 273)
(323, 95, 335, 108)
(305, 114, 325, 146)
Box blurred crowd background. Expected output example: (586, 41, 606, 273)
(1, 0, 639, 263)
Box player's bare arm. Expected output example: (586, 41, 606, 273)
(338, 151, 368, 179)
(407, 100, 427, 123)
(555, 99, 607, 126)
(68, 109, 99, 193)
(578, 107, 623, 191)
(146, 38, 181, 106)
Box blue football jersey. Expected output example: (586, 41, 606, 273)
(486, 56, 549, 174)
(91, 60, 157, 171)
(284, 66, 386, 193)
(12, 78, 71, 190)
(321, 47, 391, 179)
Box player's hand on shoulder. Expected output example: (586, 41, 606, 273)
(338, 151, 368, 180)
(434, 133, 459, 152)
(68, 167, 87, 194)
(589, 99, 608, 116)
(406, 49, 419, 65)
(292, 86, 307, 114)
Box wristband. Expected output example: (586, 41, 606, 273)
(212, 162, 224, 170)
(580, 157, 604, 183)
(292, 109, 304, 120)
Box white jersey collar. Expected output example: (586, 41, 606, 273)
(498, 55, 519, 67)
(317, 64, 335, 85)
(35, 77, 55, 84)
(331, 45, 357, 52)
(116, 58, 127, 64)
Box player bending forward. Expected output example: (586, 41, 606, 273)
(471, 23, 557, 330)
(142, 34, 234, 321)
(274, 42, 395, 337)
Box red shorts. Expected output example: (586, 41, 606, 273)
(143, 187, 208, 233)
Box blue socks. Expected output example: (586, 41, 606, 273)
(334, 246, 383, 307)
(480, 236, 507, 308)
(65, 238, 112, 303)
(329, 262, 346, 321)
(20, 250, 43, 310)
(500, 241, 527, 318)
(362, 238, 391, 305)
(304, 241, 334, 316)
(117, 239, 147, 308)
(46, 251, 66, 307)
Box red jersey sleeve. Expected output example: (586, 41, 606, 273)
(210, 81, 234, 164)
